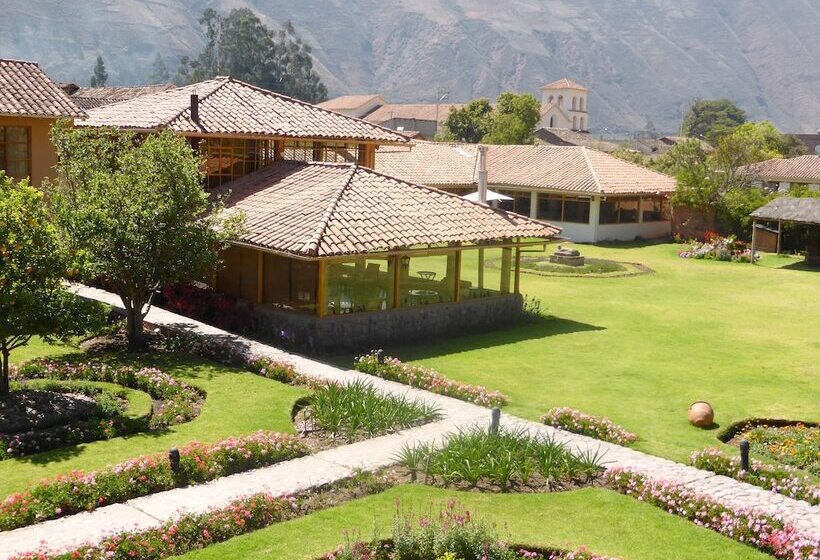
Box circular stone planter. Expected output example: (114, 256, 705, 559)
(688, 401, 714, 428)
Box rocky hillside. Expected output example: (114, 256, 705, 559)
(2, 0, 818, 133)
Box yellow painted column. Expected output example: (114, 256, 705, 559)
(500, 248, 512, 293)
(514, 247, 521, 294)
(257, 251, 264, 304)
(316, 260, 327, 317)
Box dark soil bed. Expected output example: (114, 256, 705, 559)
(0, 390, 100, 433)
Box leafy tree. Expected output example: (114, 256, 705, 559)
(481, 92, 541, 144)
(89, 55, 108, 87)
(439, 99, 493, 143)
(611, 147, 649, 167)
(652, 139, 710, 176)
(148, 53, 170, 83)
(47, 124, 242, 350)
(681, 99, 747, 144)
(178, 9, 327, 103)
(0, 174, 103, 395)
(714, 121, 802, 169)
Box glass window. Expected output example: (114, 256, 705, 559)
(197, 137, 272, 188)
(538, 195, 563, 221)
(599, 200, 618, 224)
(642, 197, 667, 222)
(460, 247, 509, 299)
(0, 126, 31, 180)
(399, 253, 456, 307)
(563, 197, 591, 223)
(496, 189, 531, 216)
(599, 198, 640, 224)
(325, 258, 393, 314)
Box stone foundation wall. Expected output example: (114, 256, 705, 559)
(251, 294, 525, 354)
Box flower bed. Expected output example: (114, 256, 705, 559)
(604, 468, 819, 559)
(9, 493, 296, 560)
(690, 448, 819, 505)
(540, 408, 637, 446)
(354, 350, 508, 408)
(678, 233, 755, 262)
(740, 423, 819, 476)
(321, 499, 618, 560)
(0, 431, 307, 530)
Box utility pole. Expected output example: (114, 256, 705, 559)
(434, 87, 449, 136)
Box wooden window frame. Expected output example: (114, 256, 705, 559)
(0, 126, 32, 180)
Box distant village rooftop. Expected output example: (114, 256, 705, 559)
(737, 155, 820, 183)
(63, 83, 177, 110)
(78, 76, 409, 144)
(0, 58, 85, 119)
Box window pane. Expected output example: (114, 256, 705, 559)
(460, 248, 504, 299)
(6, 160, 29, 178)
(326, 258, 393, 314)
(399, 253, 455, 306)
(6, 126, 28, 143)
(642, 197, 665, 222)
(618, 198, 639, 223)
(563, 197, 590, 223)
(538, 196, 562, 221)
(599, 200, 617, 224)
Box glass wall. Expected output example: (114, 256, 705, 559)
(283, 140, 362, 164)
(496, 189, 532, 217)
(599, 197, 640, 224)
(193, 137, 273, 188)
(325, 258, 393, 314)
(536, 194, 591, 223)
(398, 253, 456, 307)
(460, 247, 511, 299)
(641, 197, 668, 222)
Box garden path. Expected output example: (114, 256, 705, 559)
(0, 284, 816, 558)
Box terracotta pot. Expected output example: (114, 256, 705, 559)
(688, 401, 714, 428)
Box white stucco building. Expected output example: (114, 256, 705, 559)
(376, 141, 676, 243)
(538, 78, 589, 132)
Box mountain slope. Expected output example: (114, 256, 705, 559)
(1, 0, 817, 133)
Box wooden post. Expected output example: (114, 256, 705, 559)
(256, 251, 264, 304)
(776, 220, 782, 255)
(454, 249, 462, 302)
(316, 260, 326, 317)
(392, 255, 401, 309)
(500, 248, 512, 293)
(750, 219, 757, 265)
(478, 248, 485, 288)
(513, 247, 521, 294)
(273, 139, 285, 161)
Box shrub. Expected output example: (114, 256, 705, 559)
(396, 427, 603, 491)
(307, 379, 441, 442)
(604, 468, 820, 559)
(8, 493, 296, 560)
(678, 234, 755, 262)
(540, 408, 637, 446)
(741, 423, 819, 476)
(354, 351, 508, 408)
(0, 431, 307, 530)
(690, 448, 819, 505)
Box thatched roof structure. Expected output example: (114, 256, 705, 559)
(750, 197, 820, 225)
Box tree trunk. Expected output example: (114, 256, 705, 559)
(0, 349, 9, 397)
(124, 297, 145, 352)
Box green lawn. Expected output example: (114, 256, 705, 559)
(372, 243, 819, 463)
(176, 485, 769, 560)
(2, 340, 308, 497)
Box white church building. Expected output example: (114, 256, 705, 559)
(537, 78, 589, 132)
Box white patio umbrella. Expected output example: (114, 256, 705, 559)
(461, 189, 513, 203)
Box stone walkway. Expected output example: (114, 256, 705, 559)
(0, 285, 816, 558)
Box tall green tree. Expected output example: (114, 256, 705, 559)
(47, 124, 242, 350)
(89, 55, 108, 87)
(0, 174, 103, 395)
(148, 53, 170, 83)
(681, 99, 747, 144)
(439, 99, 493, 143)
(177, 9, 327, 103)
(482, 92, 541, 144)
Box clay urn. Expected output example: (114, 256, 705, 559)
(688, 401, 714, 428)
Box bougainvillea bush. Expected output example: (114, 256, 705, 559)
(604, 468, 820, 559)
(678, 234, 755, 262)
(0, 431, 307, 530)
(690, 448, 819, 505)
(540, 408, 637, 446)
(321, 499, 619, 560)
(8, 493, 297, 560)
(354, 351, 508, 408)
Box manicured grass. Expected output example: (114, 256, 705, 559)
(175, 485, 769, 560)
(369, 243, 819, 463)
(1, 342, 308, 497)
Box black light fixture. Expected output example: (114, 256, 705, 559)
(190, 94, 199, 123)
(169, 448, 181, 472)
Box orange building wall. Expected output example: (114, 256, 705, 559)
(0, 115, 60, 186)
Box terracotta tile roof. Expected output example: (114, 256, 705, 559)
(376, 141, 676, 196)
(0, 59, 85, 118)
(365, 103, 466, 124)
(535, 127, 622, 153)
(737, 155, 820, 182)
(79, 77, 408, 144)
(750, 197, 820, 224)
(317, 94, 384, 111)
(540, 78, 587, 91)
(213, 161, 559, 257)
(70, 83, 177, 110)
